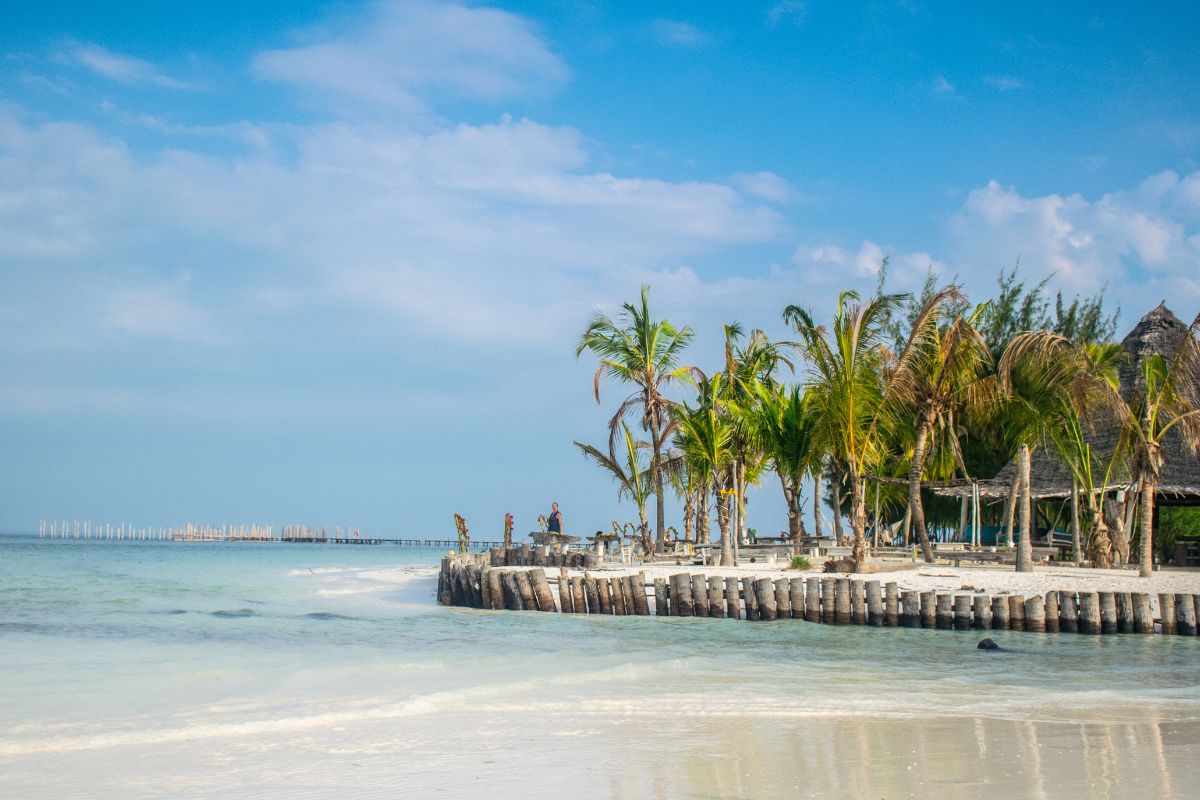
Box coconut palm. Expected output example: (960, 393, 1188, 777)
(577, 286, 695, 549)
(750, 382, 816, 542)
(574, 422, 655, 554)
(674, 373, 736, 565)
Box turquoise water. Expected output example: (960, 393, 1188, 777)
(2, 535, 1199, 798)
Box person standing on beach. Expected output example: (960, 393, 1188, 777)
(548, 502, 563, 534)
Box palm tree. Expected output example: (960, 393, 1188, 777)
(577, 286, 695, 549)
(890, 297, 990, 562)
(674, 374, 735, 565)
(574, 422, 655, 554)
(784, 290, 948, 571)
(751, 382, 815, 542)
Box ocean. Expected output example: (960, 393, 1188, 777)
(1, 534, 1198, 798)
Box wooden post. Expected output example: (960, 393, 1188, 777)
(789, 578, 805, 620)
(501, 571, 523, 610)
(851, 581, 867, 625)
(820, 578, 835, 624)
(570, 576, 586, 614)
(653, 577, 669, 616)
(490, 547, 504, 567)
(671, 574, 693, 617)
(488, 570, 505, 610)
(725, 576, 740, 619)
(1194, 596, 1200, 635)
(743, 576, 760, 621)
(806, 577, 821, 623)
(1043, 591, 1060, 633)
(755, 578, 778, 621)
(631, 572, 651, 615)
(1132, 593, 1153, 633)
(1008, 595, 1026, 631)
(439, 557, 454, 606)
(835, 579, 852, 625)
(935, 594, 953, 630)
(1078, 592, 1100, 634)
(1115, 592, 1134, 633)
(972, 595, 992, 630)
(866, 581, 883, 626)
(451, 565, 469, 607)
(480, 566, 493, 610)
(1174, 594, 1195, 635)
(901, 591, 920, 628)
(953, 596, 972, 630)
(919, 591, 936, 628)
(991, 596, 1009, 630)
(709, 577, 727, 619)
(1059, 592, 1078, 633)
(595, 576, 612, 614)
(1024, 596, 1046, 633)
(558, 567, 573, 614)
(583, 574, 600, 614)
(691, 575, 710, 617)
(529, 570, 557, 611)
(610, 578, 626, 615)
(774, 578, 791, 618)
(1159, 594, 1177, 635)
(884, 582, 899, 627)
(1099, 592, 1117, 634)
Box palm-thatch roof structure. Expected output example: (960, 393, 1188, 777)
(935, 303, 1200, 502)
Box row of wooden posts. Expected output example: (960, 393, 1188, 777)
(439, 554, 1200, 636)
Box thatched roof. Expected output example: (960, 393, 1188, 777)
(935, 304, 1200, 501)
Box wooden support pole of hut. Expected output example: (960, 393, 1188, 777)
(1008, 595, 1026, 631)
(1181, 595, 1199, 636)
(1115, 592, 1134, 633)
(691, 575, 710, 617)
(851, 581, 867, 625)
(529, 570, 557, 611)
(631, 573, 651, 616)
(1024, 596, 1046, 633)
(884, 582, 899, 627)
(1099, 592, 1118, 634)
(919, 591, 936, 629)
(1132, 593, 1153, 633)
(1043, 591, 1060, 632)
(709, 577, 726, 619)
(991, 596, 1010, 630)
(972, 596, 992, 630)
(901, 590, 920, 628)
(1078, 592, 1100, 634)
(743, 576, 760, 621)
(789, 578, 805, 620)
(670, 574, 693, 617)
(725, 576, 740, 619)
(558, 567, 573, 614)
(774, 578, 791, 618)
(595, 576, 612, 614)
(488, 570, 505, 610)
(653, 577, 669, 616)
(953, 596, 972, 630)
(502, 572, 523, 610)
(835, 579, 852, 625)
(570, 576, 586, 614)
(1059, 592, 1078, 633)
(806, 578, 821, 623)
(1158, 594, 1177, 635)
(610, 578, 627, 615)
(755, 578, 778, 621)
(866, 581, 883, 626)
(935, 594, 953, 630)
(820, 578, 835, 624)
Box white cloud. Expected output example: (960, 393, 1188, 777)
(791, 240, 944, 287)
(983, 75, 1023, 91)
(650, 19, 710, 47)
(63, 42, 195, 89)
(253, 1, 569, 112)
(766, 1, 808, 27)
(933, 75, 955, 94)
(731, 171, 792, 203)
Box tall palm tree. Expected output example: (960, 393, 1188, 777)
(674, 374, 735, 565)
(784, 290, 947, 570)
(890, 296, 990, 562)
(577, 286, 695, 548)
(750, 382, 816, 542)
(574, 422, 655, 554)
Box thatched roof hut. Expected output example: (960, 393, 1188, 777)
(936, 303, 1200, 502)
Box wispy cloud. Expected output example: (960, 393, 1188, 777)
(983, 75, 1024, 91)
(766, 1, 808, 27)
(63, 42, 195, 89)
(650, 19, 710, 48)
(933, 75, 955, 94)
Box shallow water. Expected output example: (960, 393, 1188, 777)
(1, 535, 1198, 798)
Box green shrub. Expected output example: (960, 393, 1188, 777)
(788, 555, 813, 570)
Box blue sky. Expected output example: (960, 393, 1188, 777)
(2, 1, 1198, 537)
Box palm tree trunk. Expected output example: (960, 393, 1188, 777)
(738, 462, 749, 545)
(1016, 443, 1033, 572)
(907, 418, 935, 563)
(1069, 480, 1082, 563)
(813, 470, 824, 537)
(1138, 478, 1155, 577)
(717, 483, 734, 566)
(1088, 493, 1112, 568)
(830, 465, 844, 543)
(781, 473, 802, 542)
(638, 507, 653, 555)
(1002, 457, 1020, 548)
(850, 470, 868, 570)
(648, 408, 666, 549)
(700, 483, 710, 543)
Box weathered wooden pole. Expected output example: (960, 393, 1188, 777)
(1043, 591, 1060, 632)
(624, 576, 640, 615)
(1158, 594, 1177, 635)
(558, 567, 573, 614)
(1098, 592, 1117, 634)
(820, 578, 835, 624)
(1115, 592, 1134, 633)
(691, 575, 710, 617)
(1024, 595, 1046, 633)
(884, 582, 899, 627)
(595, 576, 612, 614)
(725, 576, 740, 619)
(709, 577, 727, 619)
(835, 579, 852, 625)
(609, 578, 626, 615)
(653, 577, 669, 616)
(1132, 593, 1153, 633)
(901, 590, 920, 628)
(438, 557, 454, 606)
(671, 573, 693, 617)
(1059, 592, 1078, 633)
(570, 575, 586, 614)
(631, 572, 651, 616)
(488, 570, 505, 610)
(806, 577, 821, 622)
(953, 595, 972, 630)
(972, 595, 992, 630)
(851, 581, 867, 625)
(935, 595, 953, 630)
(1175, 594, 1196, 635)
(583, 574, 600, 614)
(1008, 595, 1026, 631)
(1194, 596, 1200, 635)
(789, 578, 805, 620)
(755, 578, 778, 621)
(501, 571, 523, 610)
(774, 578, 792, 618)
(991, 595, 1010, 630)
(866, 581, 883, 626)
(1078, 592, 1100, 634)
(743, 576, 760, 621)
(530, 570, 557, 611)
(480, 566, 493, 610)
(919, 591, 936, 628)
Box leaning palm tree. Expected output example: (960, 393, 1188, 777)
(574, 422, 656, 554)
(674, 373, 735, 565)
(577, 286, 695, 548)
(784, 289, 949, 571)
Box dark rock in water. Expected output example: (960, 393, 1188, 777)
(212, 608, 258, 618)
(977, 638, 1001, 650)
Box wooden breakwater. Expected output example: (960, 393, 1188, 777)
(439, 554, 1200, 637)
